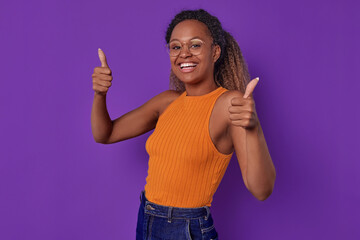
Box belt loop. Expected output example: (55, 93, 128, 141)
(167, 207, 173, 223)
(204, 206, 210, 220)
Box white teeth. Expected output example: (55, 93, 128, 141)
(180, 62, 197, 68)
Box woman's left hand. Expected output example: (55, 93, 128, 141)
(228, 77, 260, 129)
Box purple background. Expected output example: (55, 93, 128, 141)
(1, 0, 359, 239)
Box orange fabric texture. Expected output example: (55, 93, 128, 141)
(144, 86, 234, 208)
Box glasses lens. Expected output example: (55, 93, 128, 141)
(168, 42, 181, 56)
(189, 39, 204, 55)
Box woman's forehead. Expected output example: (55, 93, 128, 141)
(170, 20, 212, 42)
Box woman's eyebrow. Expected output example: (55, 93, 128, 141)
(169, 36, 204, 43)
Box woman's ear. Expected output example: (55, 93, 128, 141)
(213, 44, 221, 63)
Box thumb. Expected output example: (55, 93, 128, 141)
(98, 48, 109, 68)
(243, 77, 259, 98)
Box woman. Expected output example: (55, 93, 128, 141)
(91, 9, 276, 240)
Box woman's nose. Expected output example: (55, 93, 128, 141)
(179, 47, 192, 57)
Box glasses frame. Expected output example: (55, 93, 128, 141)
(166, 39, 214, 57)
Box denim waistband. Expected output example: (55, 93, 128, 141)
(139, 190, 211, 223)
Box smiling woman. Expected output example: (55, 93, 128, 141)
(165, 11, 251, 95)
(91, 8, 275, 240)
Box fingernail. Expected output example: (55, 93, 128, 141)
(98, 48, 101, 51)
(256, 77, 259, 81)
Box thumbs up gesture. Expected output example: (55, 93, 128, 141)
(228, 77, 260, 129)
(92, 48, 113, 96)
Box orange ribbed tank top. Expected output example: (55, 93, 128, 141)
(144, 86, 234, 208)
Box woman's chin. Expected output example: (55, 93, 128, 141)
(176, 74, 200, 84)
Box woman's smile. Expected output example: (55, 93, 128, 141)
(179, 62, 198, 72)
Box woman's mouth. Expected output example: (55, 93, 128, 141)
(179, 62, 198, 73)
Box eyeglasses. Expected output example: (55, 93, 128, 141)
(166, 39, 208, 57)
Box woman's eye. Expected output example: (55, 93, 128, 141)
(191, 44, 201, 48)
(172, 46, 181, 50)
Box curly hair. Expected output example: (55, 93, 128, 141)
(165, 9, 251, 93)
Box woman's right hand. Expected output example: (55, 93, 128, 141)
(92, 48, 113, 96)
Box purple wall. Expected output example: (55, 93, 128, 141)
(1, 0, 359, 239)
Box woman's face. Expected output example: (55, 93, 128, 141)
(168, 20, 220, 85)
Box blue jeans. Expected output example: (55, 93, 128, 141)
(136, 190, 219, 240)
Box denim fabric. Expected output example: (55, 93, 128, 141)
(136, 190, 219, 240)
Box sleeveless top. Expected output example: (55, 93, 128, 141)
(144, 86, 234, 208)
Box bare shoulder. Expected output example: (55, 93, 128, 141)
(215, 89, 245, 126)
(162, 89, 182, 100)
(221, 89, 244, 104)
(134, 89, 181, 119)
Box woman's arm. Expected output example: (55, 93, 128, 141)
(90, 48, 172, 144)
(91, 92, 113, 143)
(91, 90, 178, 144)
(91, 92, 160, 144)
(226, 86, 276, 201)
(230, 118, 276, 201)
